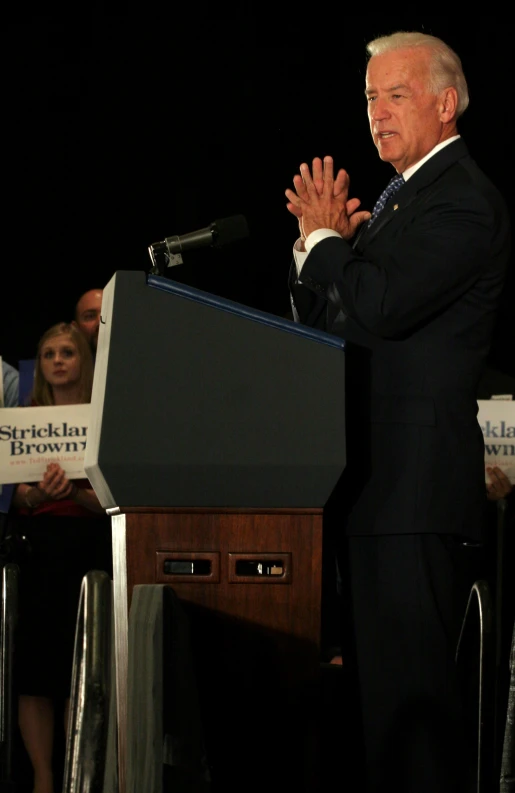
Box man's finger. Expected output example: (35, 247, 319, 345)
(292, 173, 309, 200)
(322, 156, 334, 197)
(300, 163, 319, 198)
(285, 188, 303, 207)
(334, 168, 349, 197)
(312, 157, 324, 194)
(286, 202, 303, 219)
(346, 197, 362, 215)
(348, 210, 372, 235)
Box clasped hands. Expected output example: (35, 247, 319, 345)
(285, 156, 371, 242)
(36, 461, 75, 501)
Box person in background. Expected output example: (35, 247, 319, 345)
(72, 288, 103, 354)
(479, 365, 515, 501)
(1, 359, 19, 407)
(12, 322, 111, 793)
(285, 31, 510, 791)
(478, 365, 514, 773)
(1, 360, 19, 545)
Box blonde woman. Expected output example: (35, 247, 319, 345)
(12, 322, 111, 793)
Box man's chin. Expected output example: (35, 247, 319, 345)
(376, 147, 395, 164)
(374, 139, 397, 162)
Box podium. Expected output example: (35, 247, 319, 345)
(85, 271, 346, 792)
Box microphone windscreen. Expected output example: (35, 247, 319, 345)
(212, 214, 249, 247)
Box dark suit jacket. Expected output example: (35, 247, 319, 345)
(290, 139, 511, 540)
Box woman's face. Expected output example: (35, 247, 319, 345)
(40, 334, 81, 389)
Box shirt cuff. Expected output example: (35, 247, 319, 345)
(293, 229, 342, 278)
(305, 228, 342, 253)
(293, 238, 308, 278)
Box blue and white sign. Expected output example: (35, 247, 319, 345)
(477, 399, 515, 484)
(0, 404, 90, 484)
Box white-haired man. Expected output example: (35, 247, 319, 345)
(286, 31, 510, 792)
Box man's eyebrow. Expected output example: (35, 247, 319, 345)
(365, 83, 411, 96)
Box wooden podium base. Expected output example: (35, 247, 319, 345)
(111, 507, 324, 792)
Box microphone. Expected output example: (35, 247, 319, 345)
(148, 214, 249, 273)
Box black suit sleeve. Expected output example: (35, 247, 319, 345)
(300, 185, 507, 338)
(288, 260, 329, 331)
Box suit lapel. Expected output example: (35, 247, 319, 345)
(353, 138, 470, 251)
(355, 185, 419, 248)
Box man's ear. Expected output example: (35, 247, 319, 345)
(440, 87, 458, 122)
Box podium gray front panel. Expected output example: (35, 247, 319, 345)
(86, 271, 346, 508)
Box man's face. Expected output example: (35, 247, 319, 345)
(75, 290, 103, 350)
(366, 47, 446, 173)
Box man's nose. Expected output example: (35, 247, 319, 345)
(370, 98, 390, 120)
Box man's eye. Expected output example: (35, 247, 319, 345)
(367, 96, 376, 102)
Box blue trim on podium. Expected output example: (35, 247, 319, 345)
(147, 275, 345, 350)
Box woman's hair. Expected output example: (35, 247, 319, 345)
(32, 322, 94, 405)
(366, 31, 469, 118)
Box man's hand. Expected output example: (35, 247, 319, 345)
(285, 156, 371, 241)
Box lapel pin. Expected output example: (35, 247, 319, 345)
(393, 204, 399, 210)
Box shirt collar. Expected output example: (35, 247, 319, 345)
(402, 135, 461, 182)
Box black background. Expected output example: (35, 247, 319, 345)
(2, 13, 513, 372)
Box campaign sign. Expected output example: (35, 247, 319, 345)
(0, 404, 90, 484)
(477, 399, 515, 484)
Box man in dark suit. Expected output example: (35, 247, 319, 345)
(285, 31, 511, 792)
